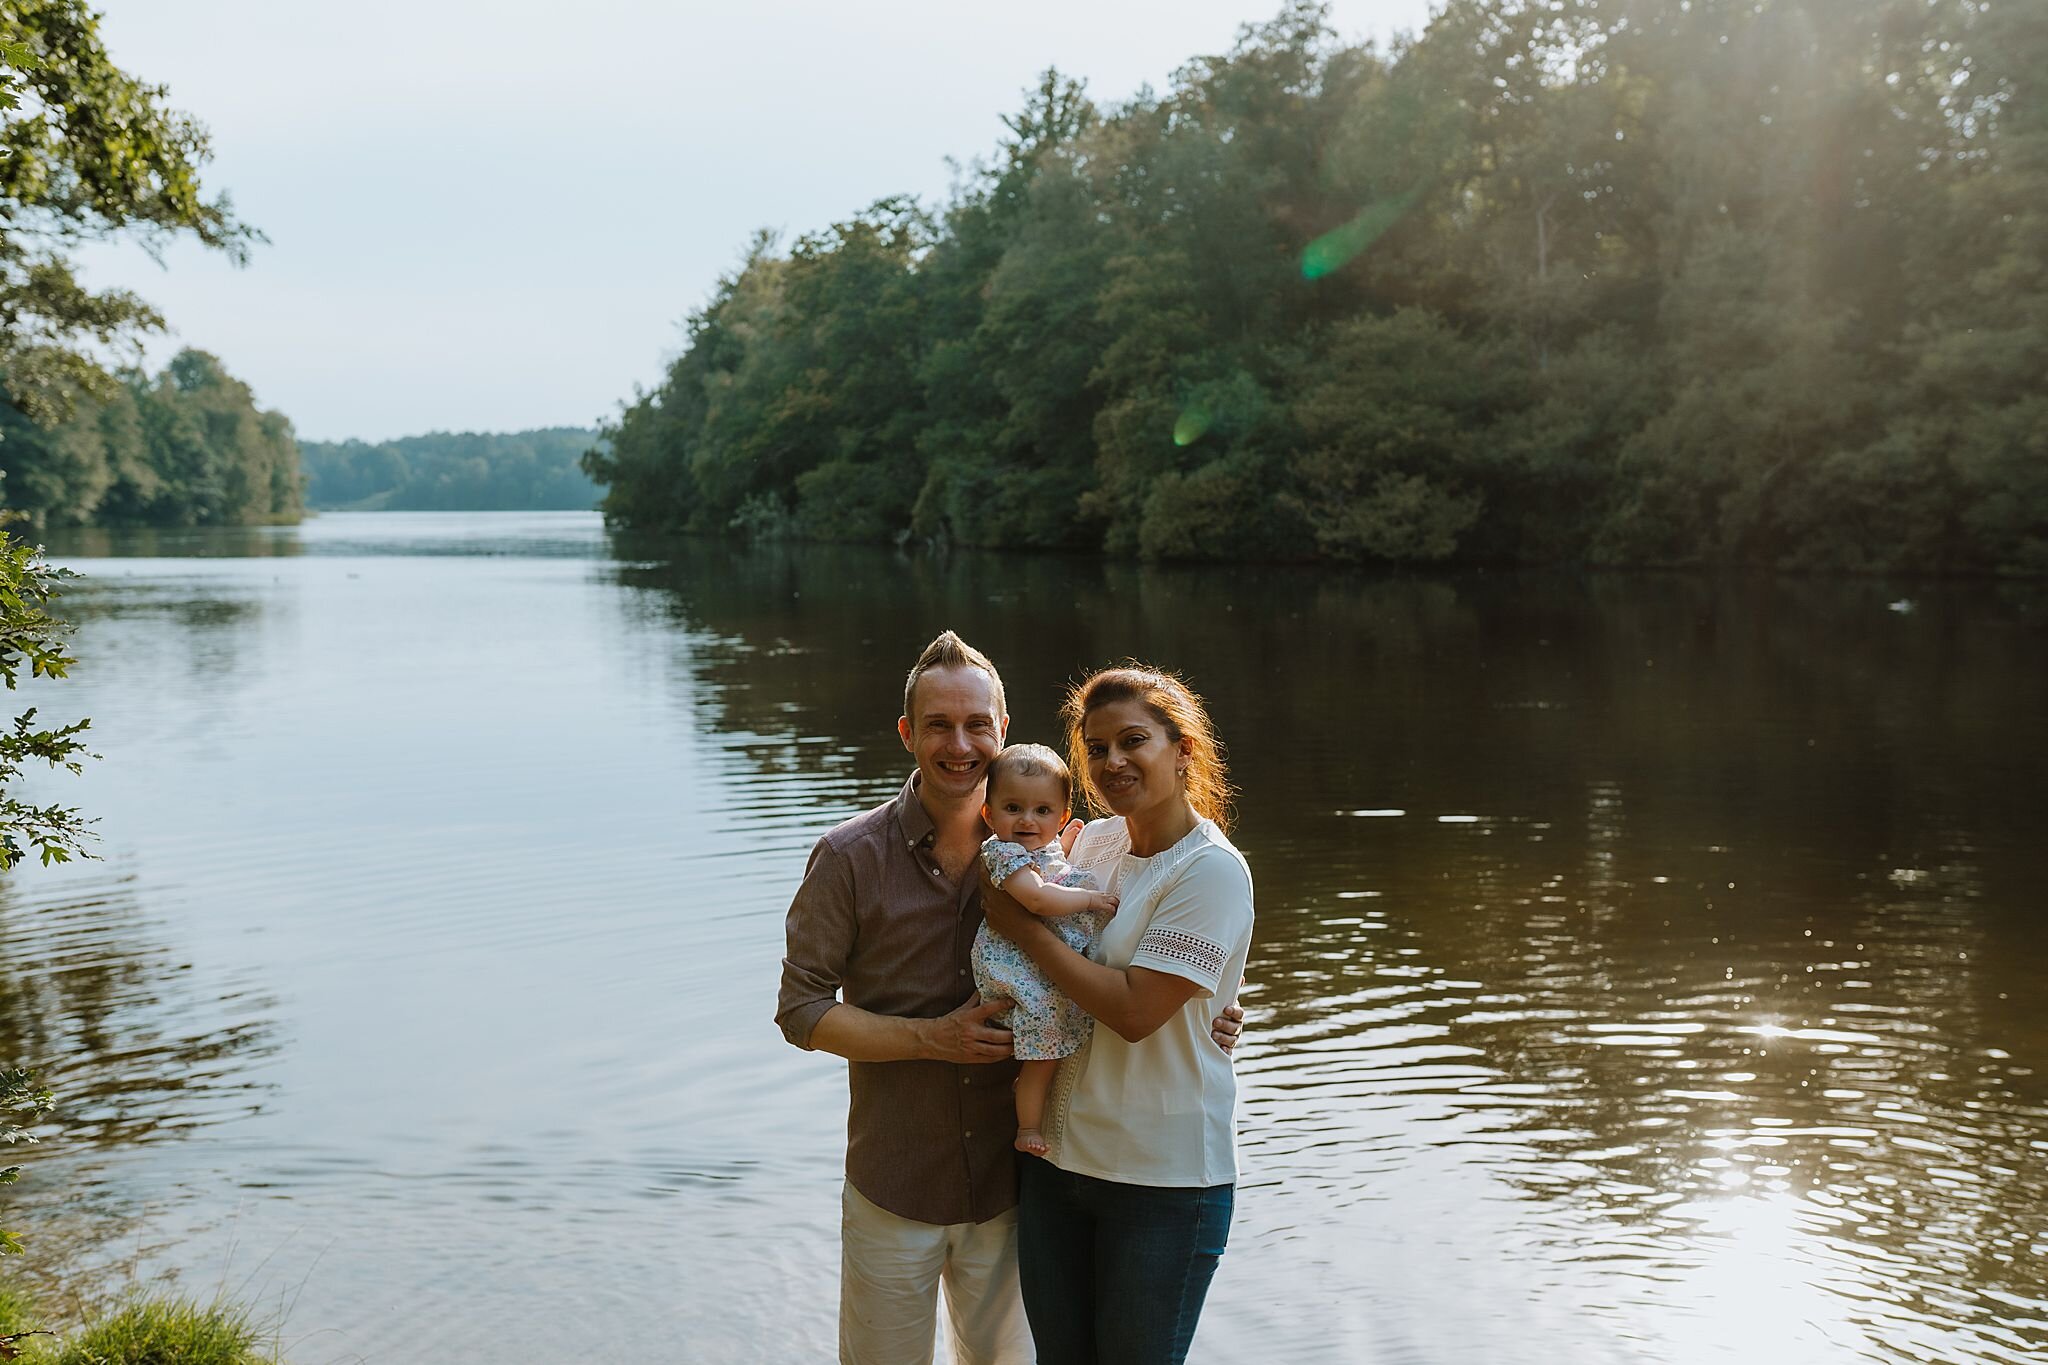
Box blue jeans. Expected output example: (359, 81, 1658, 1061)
(1017, 1155, 1233, 1365)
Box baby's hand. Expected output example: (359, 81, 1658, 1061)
(1089, 891, 1119, 920)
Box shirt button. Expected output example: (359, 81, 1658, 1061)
(964, 1130, 973, 1138)
(962, 1076, 970, 1085)
(957, 969, 966, 977)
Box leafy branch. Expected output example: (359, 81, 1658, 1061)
(0, 531, 96, 871)
(0, 1067, 54, 1256)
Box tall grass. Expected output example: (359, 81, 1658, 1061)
(31, 1296, 276, 1365)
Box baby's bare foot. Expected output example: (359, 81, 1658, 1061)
(1014, 1129, 1049, 1156)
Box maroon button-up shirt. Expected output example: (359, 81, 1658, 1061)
(775, 772, 1020, 1225)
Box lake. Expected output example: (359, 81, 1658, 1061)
(8, 511, 2046, 1363)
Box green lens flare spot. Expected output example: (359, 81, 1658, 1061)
(1172, 408, 1212, 447)
(1301, 192, 1417, 280)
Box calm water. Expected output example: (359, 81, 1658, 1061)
(6, 512, 2046, 1363)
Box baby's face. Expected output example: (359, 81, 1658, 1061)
(986, 772, 1070, 849)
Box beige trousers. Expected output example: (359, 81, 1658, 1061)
(839, 1181, 1033, 1365)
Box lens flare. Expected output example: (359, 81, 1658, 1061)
(1302, 192, 1416, 280)
(1172, 407, 1212, 447)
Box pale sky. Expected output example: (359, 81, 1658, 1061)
(77, 1, 1437, 442)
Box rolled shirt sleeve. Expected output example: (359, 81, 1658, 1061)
(776, 837, 857, 1050)
(1126, 848, 1251, 998)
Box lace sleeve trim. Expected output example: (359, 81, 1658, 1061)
(1134, 926, 1228, 982)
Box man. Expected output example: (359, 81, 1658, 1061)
(776, 630, 1240, 1365)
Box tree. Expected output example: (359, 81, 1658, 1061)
(0, 349, 303, 528)
(584, 0, 2048, 574)
(0, 5, 239, 1259)
(1, 0, 256, 425)
(304, 427, 602, 511)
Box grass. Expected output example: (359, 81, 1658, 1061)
(0, 1280, 52, 1359)
(0, 1290, 277, 1365)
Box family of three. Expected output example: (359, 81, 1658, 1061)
(775, 631, 1255, 1365)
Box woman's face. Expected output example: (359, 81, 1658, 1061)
(1081, 698, 1189, 820)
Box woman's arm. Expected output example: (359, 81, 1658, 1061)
(1001, 866, 1118, 919)
(982, 874, 1201, 1043)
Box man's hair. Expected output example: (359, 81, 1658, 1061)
(986, 742, 1072, 808)
(902, 629, 1006, 723)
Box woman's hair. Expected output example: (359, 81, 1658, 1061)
(986, 742, 1072, 809)
(1061, 665, 1233, 834)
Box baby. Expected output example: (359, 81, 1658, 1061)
(970, 743, 1118, 1155)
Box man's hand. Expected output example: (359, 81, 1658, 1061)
(920, 993, 1015, 1063)
(1210, 992, 1245, 1055)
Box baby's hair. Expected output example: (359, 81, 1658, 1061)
(986, 743, 1072, 809)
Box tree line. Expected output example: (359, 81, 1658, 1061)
(0, 350, 301, 528)
(298, 428, 602, 511)
(587, 0, 2047, 574)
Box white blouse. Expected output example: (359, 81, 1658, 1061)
(1044, 816, 1254, 1187)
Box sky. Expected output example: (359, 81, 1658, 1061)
(77, 1, 1438, 442)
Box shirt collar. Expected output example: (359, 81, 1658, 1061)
(894, 769, 992, 849)
(895, 770, 937, 849)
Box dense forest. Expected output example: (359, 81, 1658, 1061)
(588, 0, 2047, 574)
(298, 428, 602, 510)
(0, 349, 302, 528)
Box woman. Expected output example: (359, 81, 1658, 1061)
(980, 664, 1253, 1365)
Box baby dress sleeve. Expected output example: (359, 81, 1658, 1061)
(980, 836, 1037, 887)
(1127, 846, 1252, 998)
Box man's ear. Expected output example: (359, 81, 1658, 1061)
(999, 713, 1011, 743)
(898, 715, 914, 752)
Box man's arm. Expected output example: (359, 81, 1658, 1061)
(776, 837, 1015, 1064)
(808, 996, 1016, 1063)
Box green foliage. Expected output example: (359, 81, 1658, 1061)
(0, 41, 38, 118)
(0, 0, 256, 425)
(589, 0, 2048, 574)
(1286, 309, 1521, 562)
(46, 1297, 274, 1365)
(0, 522, 88, 1271)
(0, 1285, 281, 1364)
(0, 531, 93, 872)
(300, 427, 601, 511)
(0, 352, 300, 529)
(0, 1066, 53, 1259)
(0, 1278, 52, 1359)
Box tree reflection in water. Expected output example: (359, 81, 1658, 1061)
(611, 534, 2048, 1361)
(0, 868, 277, 1310)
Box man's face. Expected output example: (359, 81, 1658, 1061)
(897, 664, 1007, 804)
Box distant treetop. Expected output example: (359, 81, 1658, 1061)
(298, 428, 604, 512)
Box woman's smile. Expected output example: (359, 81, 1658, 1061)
(1082, 698, 1187, 820)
